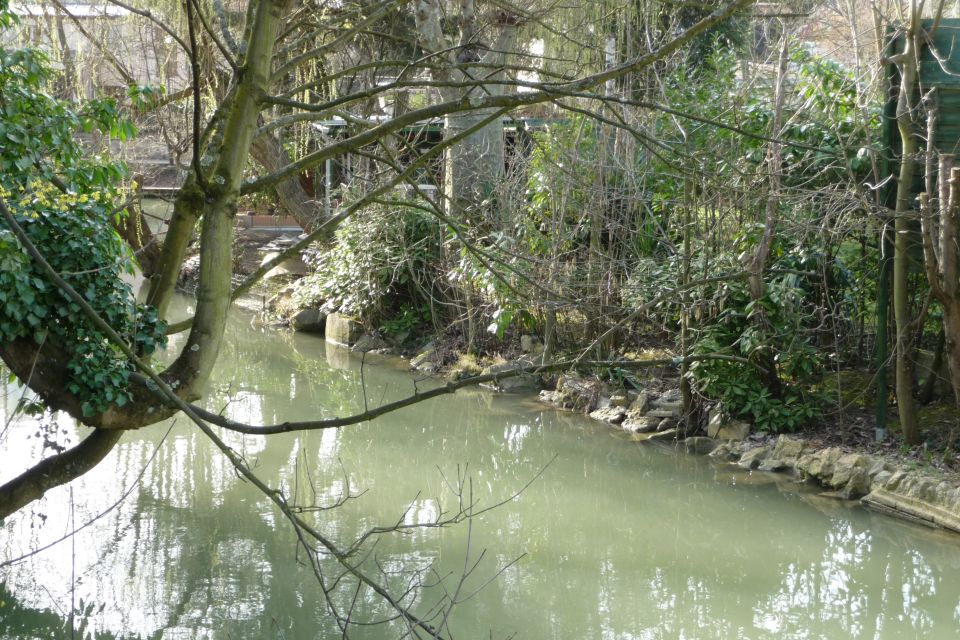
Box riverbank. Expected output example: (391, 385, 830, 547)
(207, 225, 960, 539)
(276, 308, 960, 539)
(533, 367, 960, 537)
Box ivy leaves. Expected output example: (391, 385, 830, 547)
(0, 41, 166, 418)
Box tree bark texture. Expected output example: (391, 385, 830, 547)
(250, 132, 329, 232)
(414, 0, 517, 221)
(893, 8, 921, 444)
(920, 152, 960, 406)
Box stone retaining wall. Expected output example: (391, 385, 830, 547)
(710, 436, 960, 535)
(536, 372, 960, 536)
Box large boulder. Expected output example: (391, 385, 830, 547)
(685, 436, 718, 455)
(836, 468, 872, 499)
(829, 453, 873, 489)
(738, 445, 771, 470)
(481, 360, 540, 393)
(649, 390, 682, 418)
(622, 416, 660, 434)
(709, 442, 742, 462)
(558, 375, 600, 411)
(352, 333, 389, 353)
(589, 406, 628, 425)
(717, 421, 750, 441)
(540, 389, 569, 407)
(410, 344, 438, 372)
(609, 394, 630, 408)
(796, 447, 843, 480)
(771, 435, 810, 462)
(706, 405, 724, 437)
(705, 403, 750, 440)
(646, 428, 679, 442)
(629, 391, 650, 415)
(758, 458, 792, 473)
(290, 308, 326, 333)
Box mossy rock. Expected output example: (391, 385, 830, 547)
(449, 354, 483, 380)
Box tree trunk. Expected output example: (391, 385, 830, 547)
(0, 429, 122, 521)
(874, 240, 892, 432)
(444, 108, 506, 221)
(54, 14, 76, 100)
(162, 0, 291, 395)
(943, 300, 960, 405)
(145, 175, 204, 319)
(745, 35, 789, 397)
(7, 0, 293, 431)
(893, 10, 920, 444)
(250, 132, 330, 232)
(114, 175, 161, 277)
(414, 0, 517, 221)
(920, 152, 960, 406)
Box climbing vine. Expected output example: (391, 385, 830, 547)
(0, 34, 166, 417)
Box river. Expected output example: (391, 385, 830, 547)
(2, 310, 960, 639)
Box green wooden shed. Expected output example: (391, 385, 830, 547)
(886, 19, 960, 194)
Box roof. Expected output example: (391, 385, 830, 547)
(10, 2, 130, 18)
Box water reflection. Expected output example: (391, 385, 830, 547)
(2, 312, 960, 638)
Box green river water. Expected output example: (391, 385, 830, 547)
(2, 310, 960, 639)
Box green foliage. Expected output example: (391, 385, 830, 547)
(296, 197, 442, 325)
(0, 39, 166, 416)
(650, 49, 756, 196)
(649, 47, 877, 223)
(522, 116, 599, 254)
(689, 246, 836, 432)
(381, 303, 430, 339)
(486, 305, 536, 340)
(523, 115, 659, 258)
(689, 296, 825, 433)
(627, 240, 839, 432)
(619, 45, 878, 432)
(674, 3, 748, 72)
(740, 47, 879, 187)
(447, 229, 538, 341)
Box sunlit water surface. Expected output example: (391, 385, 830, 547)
(2, 311, 960, 639)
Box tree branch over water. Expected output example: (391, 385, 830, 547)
(0, 428, 122, 522)
(182, 354, 755, 435)
(0, 195, 543, 637)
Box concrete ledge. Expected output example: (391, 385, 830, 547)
(325, 313, 362, 347)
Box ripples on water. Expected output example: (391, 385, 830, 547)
(2, 313, 960, 639)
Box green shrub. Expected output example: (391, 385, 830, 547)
(626, 242, 841, 432)
(295, 197, 442, 327)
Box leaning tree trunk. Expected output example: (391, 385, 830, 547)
(250, 132, 329, 232)
(0, 0, 292, 521)
(7, 0, 291, 430)
(161, 0, 291, 397)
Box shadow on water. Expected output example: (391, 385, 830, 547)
(2, 310, 960, 639)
